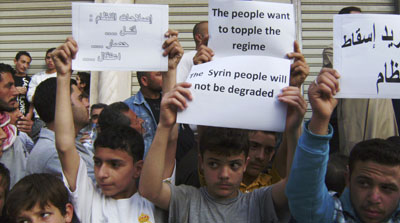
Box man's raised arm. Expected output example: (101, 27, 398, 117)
(285, 68, 340, 223)
(53, 37, 81, 191)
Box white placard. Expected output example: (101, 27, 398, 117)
(208, 0, 295, 58)
(334, 14, 400, 98)
(72, 3, 168, 71)
(177, 55, 290, 132)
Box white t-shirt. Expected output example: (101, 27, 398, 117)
(63, 158, 160, 223)
(177, 50, 197, 83)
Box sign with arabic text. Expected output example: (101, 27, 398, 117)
(72, 3, 168, 71)
(334, 14, 400, 98)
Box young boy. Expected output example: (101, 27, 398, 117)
(139, 78, 307, 222)
(53, 31, 182, 222)
(6, 173, 74, 223)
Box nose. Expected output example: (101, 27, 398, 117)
(367, 187, 382, 204)
(255, 148, 265, 161)
(218, 165, 230, 180)
(11, 85, 18, 97)
(97, 164, 109, 179)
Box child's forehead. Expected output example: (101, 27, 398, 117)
(203, 150, 246, 162)
(95, 146, 133, 161)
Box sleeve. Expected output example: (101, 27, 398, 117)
(168, 184, 195, 223)
(285, 121, 335, 223)
(63, 157, 95, 223)
(27, 74, 39, 103)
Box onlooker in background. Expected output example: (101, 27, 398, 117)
(13, 51, 32, 118)
(322, 6, 398, 155)
(0, 63, 28, 188)
(7, 108, 34, 153)
(177, 21, 209, 83)
(78, 103, 107, 152)
(27, 48, 57, 143)
(76, 72, 90, 96)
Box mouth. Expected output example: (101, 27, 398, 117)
(362, 208, 383, 219)
(99, 183, 114, 190)
(216, 183, 233, 190)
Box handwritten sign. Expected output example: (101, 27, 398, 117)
(177, 55, 290, 132)
(72, 3, 168, 71)
(208, 1, 295, 58)
(334, 14, 400, 98)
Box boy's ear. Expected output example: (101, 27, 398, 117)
(133, 160, 144, 179)
(243, 156, 250, 172)
(64, 203, 74, 223)
(141, 76, 149, 87)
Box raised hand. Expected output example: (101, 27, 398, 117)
(163, 30, 184, 70)
(51, 37, 78, 77)
(278, 86, 307, 133)
(288, 41, 309, 87)
(193, 45, 214, 65)
(159, 82, 192, 128)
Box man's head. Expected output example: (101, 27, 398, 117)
(45, 48, 56, 73)
(97, 102, 145, 134)
(14, 51, 32, 75)
(339, 6, 362, 14)
(90, 103, 107, 125)
(76, 72, 90, 95)
(136, 71, 162, 93)
(198, 126, 249, 199)
(0, 163, 10, 217)
(244, 131, 277, 180)
(6, 173, 74, 223)
(347, 139, 400, 223)
(34, 78, 89, 129)
(193, 21, 209, 49)
(0, 63, 18, 110)
(93, 125, 144, 199)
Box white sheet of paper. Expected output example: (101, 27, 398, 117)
(334, 14, 400, 98)
(208, 0, 295, 58)
(72, 3, 168, 71)
(177, 55, 290, 132)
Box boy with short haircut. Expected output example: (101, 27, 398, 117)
(53, 31, 182, 222)
(6, 173, 74, 223)
(139, 79, 307, 222)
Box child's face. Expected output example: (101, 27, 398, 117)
(94, 147, 142, 199)
(16, 202, 73, 223)
(200, 150, 248, 199)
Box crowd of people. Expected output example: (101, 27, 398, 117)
(0, 5, 398, 223)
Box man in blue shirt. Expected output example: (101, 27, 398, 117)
(286, 68, 400, 223)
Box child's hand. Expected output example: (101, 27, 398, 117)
(288, 41, 309, 87)
(278, 86, 307, 133)
(51, 37, 78, 77)
(163, 30, 183, 70)
(159, 82, 192, 128)
(193, 45, 214, 65)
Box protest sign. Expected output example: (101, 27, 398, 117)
(177, 55, 290, 132)
(72, 3, 168, 71)
(334, 14, 400, 98)
(208, 0, 295, 58)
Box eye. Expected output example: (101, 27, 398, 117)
(208, 161, 218, 169)
(17, 220, 30, 223)
(230, 162, 242, 171)
(110, 161, 121, 169)
(93, 159, 102, 167)
(357, 179, 370, 188)
(40, 212, 51, 218)
(381, 185, 398, 194)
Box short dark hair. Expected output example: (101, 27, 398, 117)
(193, 21, 208, 40)
(77, 72, 90, 95)
(349, 139, 400, 176)
(0, 163, 10, 197)
(94, 125, 144, 161)
(15, 51, 32, 61)
(339, 6, 362, 14)
(0, 63, 16, 84)
(45, 48, 56, 57)
(33, 77, 77, 123)
(325, 153, 348, 195)
(97, 102, 131, 131)
(136, 71, 149, 87)
(90, 103, 107, 114)
(199, 126, 249, 158)
(6, 173, 71, 221)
